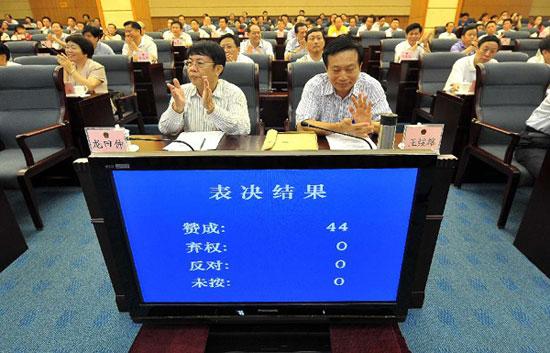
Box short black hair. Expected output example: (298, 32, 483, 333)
(247, 24, 260, 32)
(0, 42, 11, 61)
(460, 12, 469, 17)
(66, 34, 94, 58)
(42, 16, 51, 22)
(219, 33, 239, 47)
(15, 24, 24, 30)
(306, 27, 323, 41)
(322, 35, 363, 67)
(68, 16, 76, 21)
(478, 35, 500, 48)
(503, 19, 512, 25)
(294, 22, 307, 33)
(458, 24, 477, 38)
(219, 17, 227, 23)
(171, 21, 182, 29)
(391, 18, 400, 22)
(405, 23, 422, 33)
(188, 41, 226, 69)
(445, 21, 454, 27)
(486, 20, 497, 26)
(123, 21, 141, 30)
(82, 25, 102, 38)
(108, 23, 117, 29)
(539, 37, 550, 52)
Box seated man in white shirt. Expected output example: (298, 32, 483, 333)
(217, 17, 234, 36)
(394, 23, 431, 63)
(239, 24, 274, 59)
(297, 28, 325, 63)
(527, 38, 550, 64)
(372, 16, 388, 31)
(163, 21, 193, 47)
(479, 21, 499, 40)
(284, 22, 308, 60)
(202, 16, 216, 33)
(122, 21, 158, 63)
(275, 19, 288, 38)
(188, 19, 210, 38)
(497, 19, 515, 36)
(515, 94, 550, 178)
(296, 36, 391, 136)
(159, 41, 250, 135)
(444, 35, 500, 93)
(385, 18, 403, 37)
(220, 34, 253, 63)
(438, 22, 457, 39)
(0, 43, 21, 67)
(357, 15, 375, 36)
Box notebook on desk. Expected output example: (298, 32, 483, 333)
(261, 130, 318, 151)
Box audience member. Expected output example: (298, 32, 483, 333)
(0, 43, 20, 66)
(497, 19, 515, 36)
(239, 24, 274, 58)
(11, 25, 31, 41)
(284, 22, 308, 60)
(103, 24, 122, 40)
(439, 22, 457, 39)
(91, 18, 102, 29)
(385, 18, 403, 37)
(297, 28, 325, 63)
(479, 21, 498, 39)
(529, 16, 545, 37)
(257, 16, 271, 31)
(202, 16, 216, 33)
(48, 22, 68, 49)
(57, 35, 108, 94)
(527, 38, 550, 64)
(219, 34, 253, 63)
(497, 11, 509, 25)
(444, 35, 500, 93)
(23, 17, 36, 29)
(510, 13, 522, 30)
(122, 21, 158, 63)
(296, 36, 390, 136)
(287, 15, 306, 42)
(458, 12, 474, 27)
(275, 19, 287, 38)
(372, 16, 388, 31)
(163, 21, 192, 46)
(159, 41, 250, 135)
(1, 22, 10, 41)
(82, 14, 91, 25)
(217, 17, 234, 35)
(177, 15, 192, 32)
(188, 19, 210, 38)
(4, 14, 18, 25)
(76, 22, 85, 32)
(478, 13, 490, 25)
(450, 24, 478, 56)
(357, 15, 375, 36)
(394, 23, 430, 63)
(82, 26, 114, 56)
(327, 16, 349, 37)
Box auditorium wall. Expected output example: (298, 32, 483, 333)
(0, 0, 32, 19)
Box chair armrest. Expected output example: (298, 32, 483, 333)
(471, 119, 521, 164)
(16, 122, 70, 167)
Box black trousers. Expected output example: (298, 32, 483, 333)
(515, 126, 550, 178)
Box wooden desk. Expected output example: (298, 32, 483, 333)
(0, 185, 28, 271)
(66, 93, 116, 156)
(132, 62, 169, 120)
(386, 60, 420, 122)
(514, 149, 550, 278)
(77, 135, 455, 310)
(260, 91, 289, 129)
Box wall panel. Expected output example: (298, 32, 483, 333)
(0, 0, 32, 18)
(28, 0, 99, 23)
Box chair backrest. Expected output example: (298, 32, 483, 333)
(476, 62, 550, 145)
(430, 38, 458, 52)
(418, 52, 465, 96)
(349, 27, 359, 37)
(188, 31, 200, 41)
(219, 62, 260, 133)
(514, 39, 541, 58)
(244, 53, 272, 92)
(4, 41, 38, 58)
(262, 31, 277, 39)
(501, 31, 529, 40)
(31, 33, 47, 42)
(92, 55, 134, 96)
(265, 38, 277, 48)
(380, 38, 405, 67)
(392, 31, 406, 38)
(287, 62, 326, 128)
(103, 40, 124, 54)
(0, 65, 65, 149)
(494, 51, 528, 62)
(434, 26, 446, 37)
(14, 55, 58, 65)
(153, 39, 174, 65)
(147, 32, 164, 39)
(290, 51, 306, 62)
(27, 29, 42, 35)
(360, 31, 386, 47)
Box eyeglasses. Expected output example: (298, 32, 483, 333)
(184, 59, 215, 69)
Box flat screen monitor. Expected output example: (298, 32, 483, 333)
(89, 151, 436, 323)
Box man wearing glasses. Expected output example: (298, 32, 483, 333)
(158, 41, 250, 135)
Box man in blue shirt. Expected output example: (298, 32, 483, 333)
(82, 26, 114, 56)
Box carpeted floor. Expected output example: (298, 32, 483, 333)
(1, 184, 549, 353)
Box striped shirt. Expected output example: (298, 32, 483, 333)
(295, 72, 391, 127)
(158, 79, 250, 135)
(239, 39, 274, 58)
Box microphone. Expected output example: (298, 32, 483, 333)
(300, 120, 376, 149)
(127, 137, 195, 151)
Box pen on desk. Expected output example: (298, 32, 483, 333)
(199, 138, 206, 151)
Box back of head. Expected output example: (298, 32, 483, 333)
(188, 40, 226, 68)
(0, 42, 11, 61)
(82, 25, 102, 38)
(66, 34, 95, 58)
(322, 35, 363, 66)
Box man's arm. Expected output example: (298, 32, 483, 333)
(443, 61, 464, 92)
(158, 96, 186, 135)
(207, 86, 250, 135)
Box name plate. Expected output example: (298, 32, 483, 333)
(172, 38, 185, 47)
(85, 127, 128, 153)
(136, 50, 150, 62)
(402, 124, 444, 152)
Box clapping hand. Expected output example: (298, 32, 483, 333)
(202, 76, 215, 113)
(167, 78, 186, 113)
(349, 93, 373, 123)
(56, 53, 75, 74)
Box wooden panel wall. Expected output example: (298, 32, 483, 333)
(0, 0, 32, 18)
(28, 0, 99, 23)
(460, 0, 532, 20)
(530, 0, 550, 16)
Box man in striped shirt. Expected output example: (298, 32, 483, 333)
(296, 36, 391, 136)
(159, 41, 250, 135)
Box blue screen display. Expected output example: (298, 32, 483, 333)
(112, 168, 418, 304)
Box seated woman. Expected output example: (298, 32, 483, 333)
(47, 22, 68, 50)
(56, 35, 108, 94)
(394, 23, 431, 63)
(444, 35, 500, 93)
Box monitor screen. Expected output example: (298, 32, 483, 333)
(112, 168, 418, 304)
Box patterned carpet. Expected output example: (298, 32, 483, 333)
(1, 184, 549, 353)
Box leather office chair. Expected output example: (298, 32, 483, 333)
(261, 31, 278, 40)
(103, 40, 125, 54)
(92, 55, 145, 133)
(244, 53, 272, 92)
(434, 26, 446, 37)
(380, 38, 405, 86)
(219, 62, 262, 134)
(430, 38, 458, 52)
(412, 52, 465, 122)
(514, 39, 542, 58)
(349, 27, 359, 37)
(455, 62, 550, 228)
(494, 51, 528, 62)
(0, 65, 78, 230)
(359, 31, 386, 48)
(14, 55, 58, 65)
(392, 31, 406, 38)
(286, 62, 326, 130)
(30, 34, 46, 42)
(147, 32, 163, 39)
(289, 52, 306, 62)
(501, 31, 530, 40)
(4, 41, 38, 58)
(153, 39, 176, 81)
(188, 32, 200, 42)
(27, 29, 42, 35)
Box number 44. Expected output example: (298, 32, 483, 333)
(326, 222, 348, 232)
